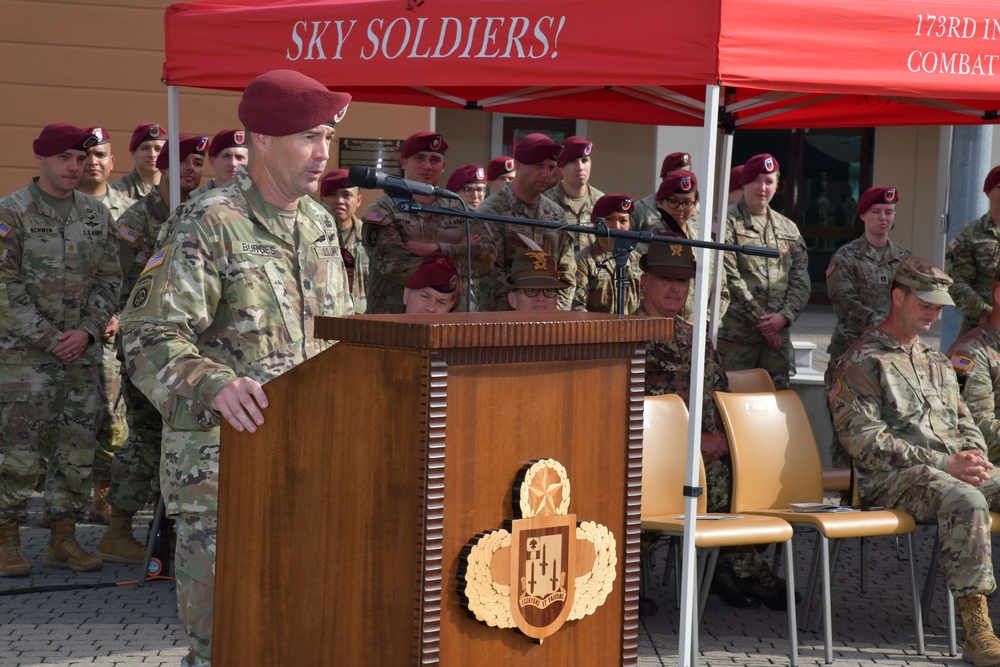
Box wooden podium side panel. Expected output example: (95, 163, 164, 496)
(214, 344, 428, 667)
(439, 358, 630, 666)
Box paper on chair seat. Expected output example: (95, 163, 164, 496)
(673, 515, 744, 520)
(788, 502, 857, 512)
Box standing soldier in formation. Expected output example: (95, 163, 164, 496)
(477, 133, 576, 311)
(446, 164, 489, 211)
(635, 151, 695, 236)
(188, 129, 249, 198)
(361, 131, 495, 313)
(320, 169, 368, 313)
(718, 154, 810, 390)
(0, 123, 122, 577)
(571, 194, 643, 314)
(118, 70, 354, 667)
(946, 165, 1000, 336)
(543, 135, 603, 251)
(98, 134, 207, 566)
(110, 123, 168, 206)
(830, 255, 1000, 667)
(486, 156, 515, 195)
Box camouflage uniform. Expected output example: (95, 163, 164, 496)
(118, 170, 353, 663)
(187, 178, 218, 200)
(830, 328, 1000, 597)
(338, 214, 368, 314)
(0, 180, 122, 523)
(109, 169, 150, 208)
(948, 325, 1000, 463)
(572, 242, 643, 314)
(542, 181, 604, 251)
(107, 187, 173, 513)
(475, 184, 577, 311)
(639, 308, 766, 579)
(717, 200, 810, 390)
(361, 194, 495, 313)
(945, 214, 1000, 335)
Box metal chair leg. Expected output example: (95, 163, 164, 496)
(905, 533, 925, 655)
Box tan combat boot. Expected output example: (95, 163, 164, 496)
(0, 523, 31, 577)
(959, 593, 1000, 666)
(88, 478, 112, 524)
(97, 508, 146, 564)
(44, 518, 103, 572)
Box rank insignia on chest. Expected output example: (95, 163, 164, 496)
(879, 275, 888, 284)
(141, 247, 168, 275)
(118, 226, 139, 244)
(0, 221, 9, 238)
(951, 355, 974, 372)
(66, 241, 78, 254)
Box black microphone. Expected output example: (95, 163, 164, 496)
(347, 165, 462, 201)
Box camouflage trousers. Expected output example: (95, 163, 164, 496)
(706, 456, 767, 579)
(175, 511, 216, 666)
(717, 324, 793, 390)
(107, 375, 162, 513)
(0, 363, 101, 523)
(95, 336, 128, 481)
(865, 464, 1000, 598)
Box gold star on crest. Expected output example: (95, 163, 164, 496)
(519, 459, 571, 518)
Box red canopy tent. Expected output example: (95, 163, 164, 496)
(160, 2, 1000, 664)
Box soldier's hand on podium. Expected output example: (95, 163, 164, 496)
(212, 376, 268, 433)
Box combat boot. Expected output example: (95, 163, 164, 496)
(959, 593, 1000, 666)
(88, 478, 112, 524)
(44, 518, 103, 572)
(0, 523, 31, 577)
(98, 508, 146, 564)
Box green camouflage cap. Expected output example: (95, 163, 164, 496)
(894, 255, 954, 306)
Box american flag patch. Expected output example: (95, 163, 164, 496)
(951, 355, 973, 372)
(141, 247, 168, 275)
(0, 221, 10, 238)
(825, 261, 836, 278)
(364, 211, 385, 222)
(828, 378, 842, 403)
(118, 226, 139, 244)
(948, 237, 959, 250)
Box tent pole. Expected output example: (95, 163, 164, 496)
(709, 130, 734, 346)
(677, 83, 720, 667)
(167, 85, 181, 213)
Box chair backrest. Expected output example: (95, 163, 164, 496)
(714, 390, 824, 512)
(725, 368, 776, 393)
(641, 394, 707, 516)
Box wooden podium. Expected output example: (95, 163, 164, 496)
(213, 311, 670, 666)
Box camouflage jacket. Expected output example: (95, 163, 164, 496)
(542, 181, 604, 250)
(475, 184, 577, 311)
(829, 328, 987, 500)
(361, 193, 495, 314)
(337, 214, 368, 315)
(109, 169, 151, 208)
(572, 241, 643, 314)
(945, 213, 1000, 334)
(94, 185, 131, 221)
(188, 178, 218, 200)
(826, 235, 911, 363)
(948, 324, 1000, 462)
(118, 170, 353, 514)
(721, 199, 810, 327)
(0, 180, 122, 365)
(115, 187, 170, 313)
(639, 306, 729, 436)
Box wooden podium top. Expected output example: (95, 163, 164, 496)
(315, 311, 673, 350)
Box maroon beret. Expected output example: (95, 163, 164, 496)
(155, 135, 208, 170)
(728, 165, 744, 192)
(985, 165, 1000, 194)
(592, 194, 635, 220)
(128, 123, 168, 153)
(857, 186, 899, 215)
(239, 70, 351, 136)
(406, 255, 460, 293)
(740, 153, 779, 186)
(33, 123, 97, 157)
(486, 156, 516, 181)
(556, 135, 593, 168)
(208, 129, 247, 157)
(84, 127, 111, 146)
(514, 133, 562, 165)
(445, 164, 487, 192)
(656, 169, 698, 202)
(401, 131, 448, 158)
(659, 152, 693, 179)
(321, 169, 356, 196)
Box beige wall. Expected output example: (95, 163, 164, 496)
(0, 0, 427, 198)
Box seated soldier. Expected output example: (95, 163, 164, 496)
(403, 255, 461, 315)
(505, 250, 573, 312)
(637, 238, 790, 612)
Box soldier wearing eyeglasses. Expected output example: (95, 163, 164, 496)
(505, 249, 572, 311)
(446, 164, 489, 211)
(0, 124, 122, 577)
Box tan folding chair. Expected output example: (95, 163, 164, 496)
(641, 394, 798, 665)
(715, 390, 924, 665)
(725, 368, 776, 393)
